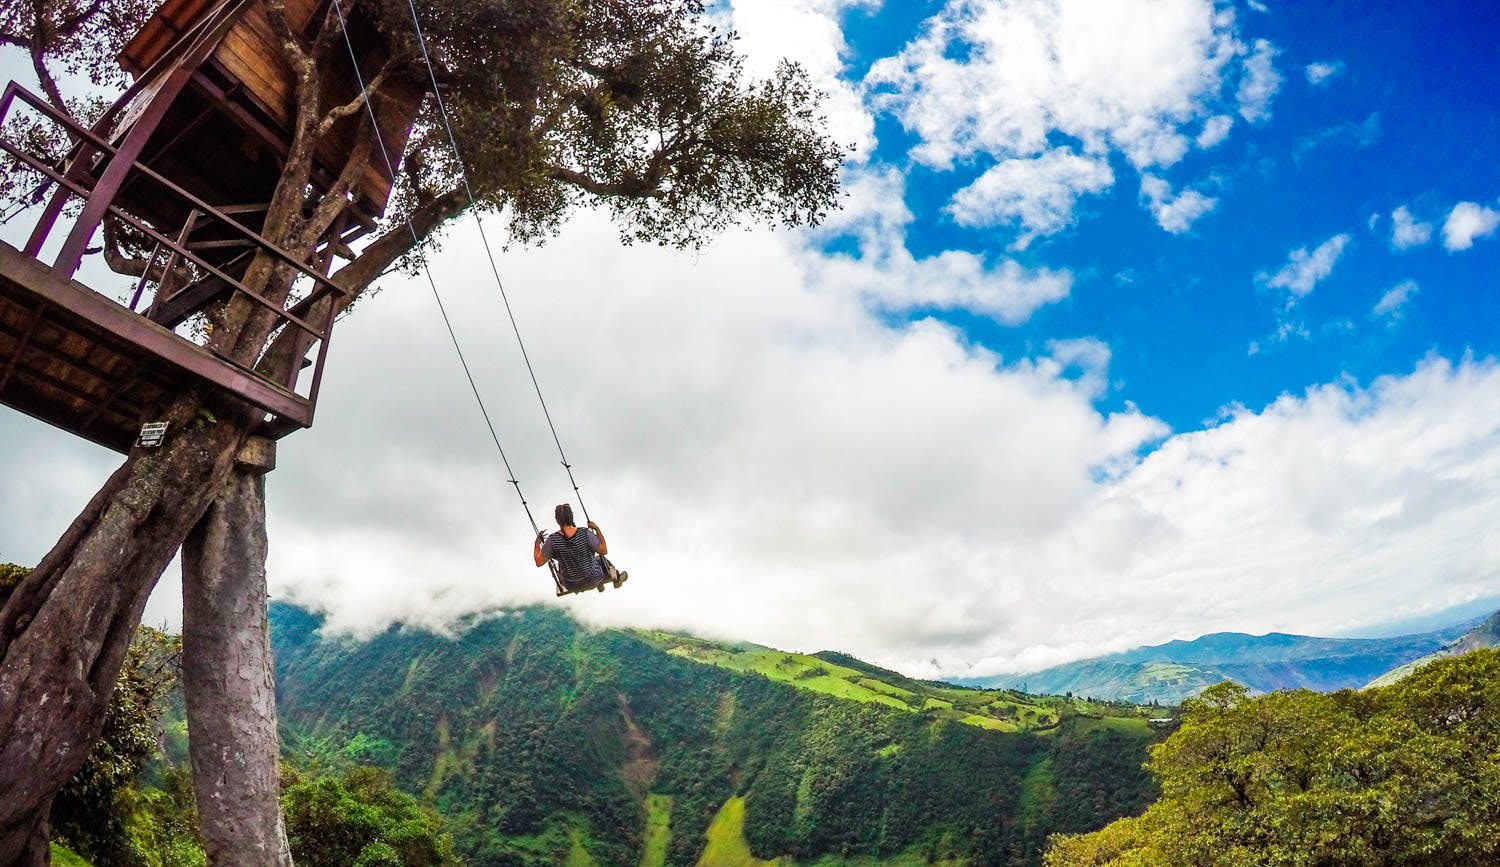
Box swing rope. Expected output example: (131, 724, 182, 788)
(398, 0, 592, 527)
(330, 0, 545, 539)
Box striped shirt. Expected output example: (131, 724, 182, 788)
(542, 529, 603, 586)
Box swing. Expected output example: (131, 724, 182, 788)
(333, 0, 629, 599)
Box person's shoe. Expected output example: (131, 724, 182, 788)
(614, 571, 628, 589)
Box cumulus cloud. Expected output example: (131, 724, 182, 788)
(7, 219, 1500, 677)
(1263, 233, 1351, 296)
(721, 0, 878, 159)
(1373, 280, 1418, 319)
(865, 0, 1275, 241)
(1196, 114, 1234, 148)
(1390, 205, 1433, 250)
(1443, 201, 1500, 251)
(809, 167, 1074, 321)
(947, 149, 1114, 242)
(1304, 60, 1344, 86)
(230, 215, 1167, 657)
(1139, 174, 1218, 233)
(974, 355, 1500, 675)
(1236, 38, 1281, 121)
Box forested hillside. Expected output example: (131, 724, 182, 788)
(270, 604, 1164, 866)
(1048, 649, 1500, 865)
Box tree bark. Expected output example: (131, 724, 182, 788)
(0, 391, 254, 865)
(182, 438, 293, 867)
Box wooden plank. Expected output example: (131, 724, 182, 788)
(119, 0, 219, 76)
(215, 16, 292, 122)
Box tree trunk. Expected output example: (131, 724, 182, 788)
(182, 438, 293, 867)
(0, 391, 254, 865)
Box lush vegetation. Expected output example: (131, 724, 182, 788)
(642, 635, 1155, 734)
(1047, 649, 1500, 865)
(271, 603, 1163, 866)
(281, 766, 456, 866)
(3, 563, 453, 867)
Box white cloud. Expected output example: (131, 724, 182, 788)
(1390, 205, 1433, 250)
(1236, 38, 1282, 122)
(947, 149, 1114, 242)
(1036, 337, 1114, 398)
(226, 214, 1170, 663)
(976, 355, 1500, 675)
(811, 167, 1074, 321)
(722, 0, 878, 160)
(1304, 60, 1344, 86)
(1263, 233, 1351, 296)
(1196, 114, 1234, 148)
(1374, 280, 1418, 318)
(1140, 174, 1218, 233)
(7, 219, 1500, 678)
(866, 0, 1273, 241)
(1443, 201, 1500, 251)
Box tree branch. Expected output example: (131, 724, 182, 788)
(547, 165, 664, 199)
(315, 59, 391, 140)
(100, 217, 193, 285)
(299, 129, 373, 244)
(255, 185, 469, 383)
(310, 0, 356, 62)
(54, 0, 107, 37)
(265, 0, 322, 213)
(29, 36, 68, 114)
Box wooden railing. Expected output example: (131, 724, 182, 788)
(0, 82, 345, 416)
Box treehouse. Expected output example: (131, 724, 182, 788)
(0, 0, 418, 452)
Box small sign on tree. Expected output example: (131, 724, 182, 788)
(136, 421, 168, 448)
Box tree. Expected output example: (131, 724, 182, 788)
(0, 0, 844, 862)
(281, 766, 457, 867)
(1, 566, 193, 866)
(1046, 650, 1500, 866)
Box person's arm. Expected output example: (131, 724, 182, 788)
(588, 521, 608, 556)
(534, 532, 549, 567)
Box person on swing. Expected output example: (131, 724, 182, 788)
(534, 503, 628, 592)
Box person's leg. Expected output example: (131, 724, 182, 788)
(599, 556, 627, 588)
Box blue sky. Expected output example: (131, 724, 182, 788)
(2, 0, 1499, 676)
(832, 0, 1500, 433)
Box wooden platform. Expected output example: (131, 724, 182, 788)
(0, 241, 309, 453)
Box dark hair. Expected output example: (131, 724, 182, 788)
(555, 503, 574, 527)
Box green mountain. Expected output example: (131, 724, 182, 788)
(270, 603, 1165, 866)
(1366, 610, 1500, 688)
(964, 618, 1484, 704)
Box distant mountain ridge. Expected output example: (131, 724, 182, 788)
(1367, 610, 1500, 688)
(962, 616, 1487, 704)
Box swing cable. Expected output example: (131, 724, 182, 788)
(330, 0, 544, 537)
(397, 0, 593, 527)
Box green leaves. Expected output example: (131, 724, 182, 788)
(384, 0, 844, 252)
(1048, 650, 1500, 866)
(281, 766, 456, 867)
